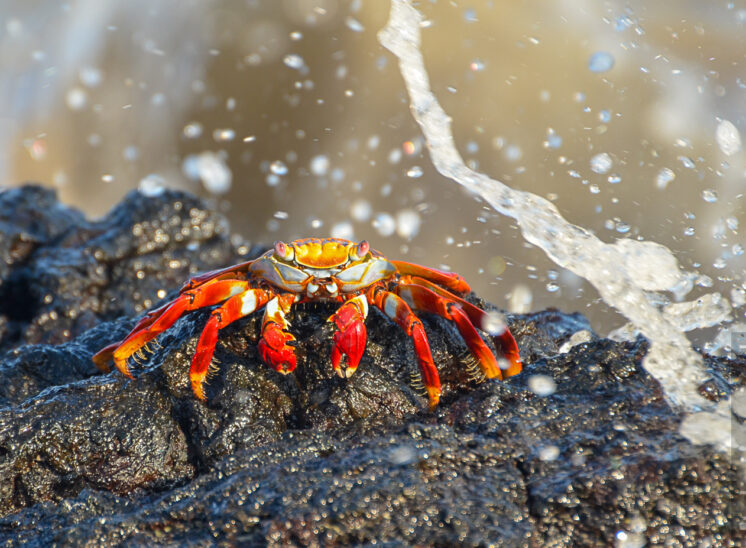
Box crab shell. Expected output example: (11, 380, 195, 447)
(248, 238, 396, 298)
(92, 237, 522, 409)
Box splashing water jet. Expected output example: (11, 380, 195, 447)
(378, 0, 738, 442)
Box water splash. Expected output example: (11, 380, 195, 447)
(377, 0, 734, 416)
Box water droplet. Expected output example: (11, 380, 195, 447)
(330, 222, 354, 240)
(589, 184, 600, 194)
(310, 155, 330, 176)
(599, 109, 611, 123)
(138, 174, 166, 197)
(607, 174, 622, 184)
(538, 445, 560, 461)
(79, 66, 103, 87)
(702, 189, 718, 203)
(182, 152, 232, 194)
(508, 284, 532, 313)
(273, 211, 289, 220)
(406, 166, 423, 178)
(683, 226, 695, 236)
(65, 87, 87, 110)
(183, 122, 203, 139)
(350, 200, 371, 222)
(505, 145, 522, 161)
(481, 311, 507, 335)
(546, 282, 560, 293)
(715, 119, 741, 156)
(345, 16, 364, 32)
(290, 31, 303, 41)
(678, 155, 695, 169)
(588, 51, 615, 73)
(269, 160, 288, 175)
(528, 374, 556, 396)
(373, 213, 396, 237)
(590, 152, 612, 174)
(469, 59, 485, 71)
(283, 54, 305, 70)
(655, 167, 675, 189)
(101, 174, 114, 183)
(395, 209, 421, 240)
(545, 131, 562, 149)
(212, 128, 235, 142)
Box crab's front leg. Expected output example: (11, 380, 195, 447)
(369, 287, 441, 409)
(327, 294, 369, 378)
(190, 287, 274, 400)
(258, 293, 298, 374)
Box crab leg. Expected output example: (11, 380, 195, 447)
(398, 283, 508, 380)
(390, 260, 471, 294)
(179, 260, 254, 292)
(368, 288, 441, 409)
(190, 287, 274, 400)
(327, 294, 369, 378)
(403, 276, 522, 377)
(258, 294, 298, 374)
(98, 278, 251, 378)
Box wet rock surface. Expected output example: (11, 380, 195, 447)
(0, 185, 742, 546)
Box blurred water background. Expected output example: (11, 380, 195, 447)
(1, 0, 744, 339)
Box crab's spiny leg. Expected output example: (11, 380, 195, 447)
(327, 294, 369, 378)
(110, 278, 251, 378)
(257, 293, 298, 374)
(190, 287, 274, 400)
(368, 287, 441, 409)
(179, 260, 253, 292)
(390, 260, 470, 294)
(398, 283, 504, 380)
(403, 276, 522, 377)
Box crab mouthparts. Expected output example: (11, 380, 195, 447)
(306, 280, 339, 299)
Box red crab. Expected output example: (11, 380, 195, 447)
(93, 238, 522, 408)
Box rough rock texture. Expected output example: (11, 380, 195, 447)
(0, 185, 742, 546)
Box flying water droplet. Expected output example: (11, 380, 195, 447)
(678, 155, 695, 169)
(702, 189, 718, 203)
(283, 54, 306, 70)
(588, 51, 615, 73)
(528, 374, 556, 396)
(715, 119, 741, 156)
(590, 152, 612, 174)
(406, 166, 423, 178)
(373, 213, 396, 237)
(481, 311, 507, 335)
(138, 174, 166, 197)
(310, 155, 330, 176)
(270, 160, 288, 175)
(655, 167, 675, 189)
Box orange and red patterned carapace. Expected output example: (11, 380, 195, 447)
(93, 238, 522, 408)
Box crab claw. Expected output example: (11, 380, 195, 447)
(258, 321, 297, 374)
(328, 296, 369, 378)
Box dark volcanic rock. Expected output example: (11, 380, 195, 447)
(0, 185, 742, 546)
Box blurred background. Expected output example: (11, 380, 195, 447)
(1, 0, 744, 337)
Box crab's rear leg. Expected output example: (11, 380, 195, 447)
(258, 294, 298, 374)
(390, 260, 470, 294)
(190, 287, 273, 400)
(368, 288, 441, 409)
(179, 260, 254, 292)
(327, 294, 369, 378)
(96, 278, 251, 379)
(398, 283, 512, 381)
(404, 276, 522, 377)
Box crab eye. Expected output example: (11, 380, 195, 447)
(351, 240, 370, 260)
(273, 240, 294, 261)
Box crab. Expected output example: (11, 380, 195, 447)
(93, 237, 522, 408)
